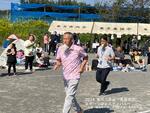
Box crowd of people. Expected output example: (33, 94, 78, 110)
(5, 32, 150, 75)
(4, 31, 150, 113)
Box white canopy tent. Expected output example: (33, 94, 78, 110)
(48, 21, 93, 34)
(48, 21, 150, 36)
(7, 34, 18, 40)
(92, 22, 138, 35)
(0, 39, 25, 67)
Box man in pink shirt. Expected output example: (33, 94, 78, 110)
(54, 32, 88, 113)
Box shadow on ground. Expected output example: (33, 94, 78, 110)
(105, 87, 129, 95)
(84, 108, 114, 113)
(0, 72, 32, 77)
(35, 67, 52, 71)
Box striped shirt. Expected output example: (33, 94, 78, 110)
(56, 44, 87, 80)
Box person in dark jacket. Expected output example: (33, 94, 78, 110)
(147, 47, 150, 65)
(7, 43, 17, 76)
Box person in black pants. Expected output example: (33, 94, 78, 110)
(7, 43, 17, 76)
(96, 68, 111, 95)
(96, 37, 115, 95)
(147, 47, 150, 65)
(24, 34, 36, 72)
(25, 56, 34, 71)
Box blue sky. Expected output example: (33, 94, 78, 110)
(0, 0, 112, 10)
(0, 0, 20, 10)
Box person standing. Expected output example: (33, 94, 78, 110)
(54, 32, 88, 113)
(48, 35, 53, 55)
(147, 47, 150, 65)
(96, 37, 115, 95)
(7, 43, 17, 76)
(24, 34, 36, 72)
(43, 33, 49, 52)
(92, 41, 99, 53)
(49, 32, 58, 56)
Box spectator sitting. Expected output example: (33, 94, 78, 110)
(36, 43, 43, 58)
(16, 50, 24, 59)
(16, 50, 25, 64)
(114, 46, 125, 67)
(130, 49, 145, 69)
(36, 52, 50, 67)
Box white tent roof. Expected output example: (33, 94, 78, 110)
(7, 34, 18, 40)
(48, 21, 150, 36)
(48, 21, 93, 34)
(0, 39, 25, 67)
(92, 22, 138, 35)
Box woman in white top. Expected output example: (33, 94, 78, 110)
(24, 34, 36, 72)
(96, 37, 115, 95)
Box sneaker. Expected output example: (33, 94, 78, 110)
(99, 92, 106, 96)
(13, 73, 17, 76)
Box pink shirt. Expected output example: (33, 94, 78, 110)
(56, 44, 87, 80)
(43, 35, 49, 44)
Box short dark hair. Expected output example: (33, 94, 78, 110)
(64, 32, 73, 38)
(64, 32, 72, 35)
(101, 36, 108, 41)
(12, 43, 16, 47)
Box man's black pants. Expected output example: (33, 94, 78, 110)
(96, 68, 111, 93)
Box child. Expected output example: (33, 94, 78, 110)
(16, 50, 25, 65)
(7, 43, 17, 76)
(36, 42, 43, 58)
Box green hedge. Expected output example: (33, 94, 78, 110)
(0, 19, 49, 45)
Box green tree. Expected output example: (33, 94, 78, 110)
(0, 19, 49, 45)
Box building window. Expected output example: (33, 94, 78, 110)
(69, 26, 73, 28)
(83, 26, 86, 28)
